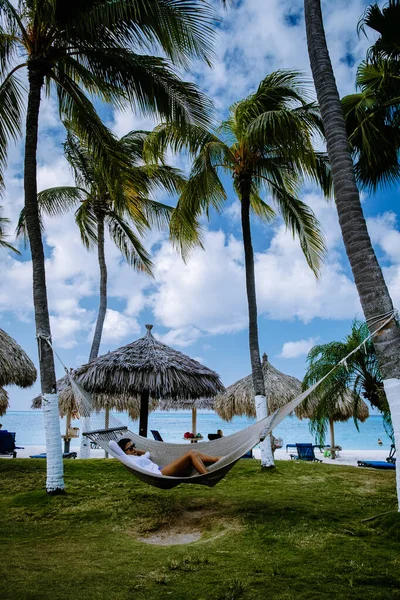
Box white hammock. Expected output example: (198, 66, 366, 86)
(69, 376, 322, 489)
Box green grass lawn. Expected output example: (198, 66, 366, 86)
(1, 458, 399, 600)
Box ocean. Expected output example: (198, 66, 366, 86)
(0, 410, 392, 451)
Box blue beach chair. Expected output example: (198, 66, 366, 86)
(0, 432, 24, 458)
(357, 460, 395, 470)
(290, 443, 322, 463)
(151, 430, 164, 442)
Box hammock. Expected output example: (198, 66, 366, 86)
(69, 376, 322, 489)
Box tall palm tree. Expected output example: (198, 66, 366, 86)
(145, 71, 331, 467)
(341, 1, 400, 189)
(18, 127, 184, 456)
(304, 0, 400, 509)
(0, 207, 19, 254)
(302, 320, 392, 453)
(0, 0, 215, 493)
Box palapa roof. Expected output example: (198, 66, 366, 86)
(31, 373, 158, 419)
(32, 325, 224, 413)
(295, 390, 369, 422)
(158, 396, 215, 411)
(70, 325, 224, 401)
(214, 353, 301, 421)
(0, 328, 37, 388)
(0, 387, 9, 416)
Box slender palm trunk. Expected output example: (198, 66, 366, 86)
(89, 214, 107, 361)
(304, 0, 400, 508)
(25, 65, 64, 493)
(80, 213, 108, 458)
(239, 178, 274, 468)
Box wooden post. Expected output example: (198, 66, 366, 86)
(191, 407, 197, 435)
(329, 418, 336, 459)
(104, 407, 109, 458)
(63, 410, 71, 454)
(139, 390, 149, 437)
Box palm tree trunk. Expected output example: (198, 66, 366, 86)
(89, 214, 107, 361)
(240, 178, 274, 468)
(304, 0, 400, 508)
(81, 214, 108, 458)
(25, 65, 64, 493)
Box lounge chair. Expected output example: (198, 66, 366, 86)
(357, 460, 395, 470)
(207, 433, 222, 441)
(29, 452, 77, 459)
(0, 432, 24, 458)
(151, 430, 164, 442)
(290, 443, 322, 463)
(387, 444, 396, 464)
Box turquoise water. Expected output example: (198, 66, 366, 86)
(0, 411, 392, 451)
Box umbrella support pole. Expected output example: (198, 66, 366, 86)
(139, 390, 149, 437)
(192, 407, 197, 435)
(63, 410, 71, 454)
(329, 419, 336, 459)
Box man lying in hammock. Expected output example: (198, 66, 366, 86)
(117, 438, 221, 477)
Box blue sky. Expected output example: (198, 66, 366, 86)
(1, 0, 399, 411)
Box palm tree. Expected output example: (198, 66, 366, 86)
(342, 59, 400, 190)
(0, 0, 216, 493)
(145, 71, 331, 467)
(341, 2, 400, 189)
(18, 127, 184, 456)
(302, 321, 392, 455)
(303, 0, 400, 510)
(0, 207, 19, 254)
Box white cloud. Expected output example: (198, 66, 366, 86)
(92, 309, 140, 345)
(279, 337, 319, 359)
(155, 326, 203, 348)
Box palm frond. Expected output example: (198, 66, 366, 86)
(75, 201, 98, 249)
(106, 210, 153, 275)
(0, 71, 24, 183)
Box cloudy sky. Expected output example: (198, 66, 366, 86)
(2, 0, 399, 410)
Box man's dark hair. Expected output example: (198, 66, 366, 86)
(117, 437, 134, 452)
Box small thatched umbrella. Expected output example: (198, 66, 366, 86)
(31, 373, 151, 420)
(0, 329, 37, 415)
(214, 353, 301, 421)
(158, 396, 215, 437)
(0, 386, 9, 416)
(0, 328, 37, 390)
(68, 324, 225, 437)
(295, 391, 369, 457)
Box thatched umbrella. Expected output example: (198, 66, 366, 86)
(0, 387, 9, 416)
(0, 328, 37, 415)
(0, 328, 37, 389)
(31, 373, 152, 420)
(67, 324, 225, 437)
(295, 391, 369, 457)
(158, 396, 215, 437)
(214, 353, 301, 421)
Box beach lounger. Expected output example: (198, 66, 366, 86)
(357, 460, 395, 470)
(387, 444, 396, 464)
(0, 432, 24, 458)
(29, 452, 77, 459)
(208, 433, 222, 441)
(290, 443, 322, 463)
(151, 430, 164, 442)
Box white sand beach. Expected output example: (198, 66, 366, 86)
(7, 444, 393, 468)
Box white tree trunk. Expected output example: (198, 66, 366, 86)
(80, 416, 91, 459)
(42, 393, 64, 493)
(255, 394, 275, 467)
(383, 379, 400, 511)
